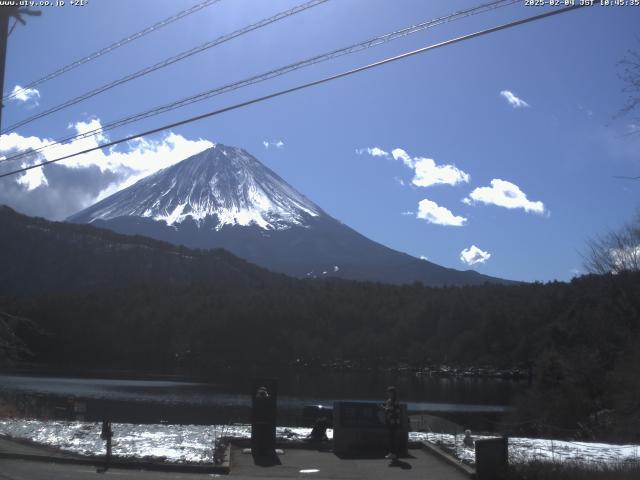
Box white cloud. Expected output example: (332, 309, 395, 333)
(1, 118, 211, 180)
(0, 117, 213, 219)
(391, 148, 414, 168)
(15, 164, 48, 191)
(367, 147, 388, 157)
(355, 146, 388, 157)
(400, 210, 414, 216)
(463, 179, 545, 214)
(263, 140, 284, 149)
(358, 146, 473, 189)
(412, 157, 470, 187)
(460, 245, 491, 266)
(500, 90, 530, 108)
(390, 148, 469, 187)
(10, 85, 40, 105)
(416, 198, 467, 227)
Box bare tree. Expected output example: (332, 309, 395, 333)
(0, 311, 40, 364)
(618, 44, 640, 125)
(612, 45, 640, 182)
(584, 211, 640, 274)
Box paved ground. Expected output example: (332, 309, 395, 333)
(0, 437, 471, 479)
(0, 437, 81, 458)
(229, 447, 470, 479)
(0, 459, 217, 479)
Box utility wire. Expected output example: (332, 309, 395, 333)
(7, 18, 17, 37)
(1, 0, 329, 134)
(0, 4, 590, 180)
(1, 0, 518, 165)
(3, 0, 223, 104)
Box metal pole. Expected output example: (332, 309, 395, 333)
(0, 10, 11, 132)
(0, 6, 41, 132)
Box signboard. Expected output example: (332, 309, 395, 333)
(475, 437, 509, 480)
(339, 402, 384, 428)
(333, 401, 408, 456)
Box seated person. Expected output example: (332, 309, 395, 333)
(307, 417, 329, 442)
(463, 429, 475, 448)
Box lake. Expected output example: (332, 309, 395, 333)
(0, 370, 526, 430)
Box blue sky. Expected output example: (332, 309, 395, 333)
(1, 0, 639, 282)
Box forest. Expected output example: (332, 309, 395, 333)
(1, 206, 639, 441)
(1, 269, 639, 441)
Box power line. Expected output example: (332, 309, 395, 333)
(1, 0, 329, 134)
(0, 4, 590, 180)
(3, 0, 223, 104)
(1, 0, 518, 165)
(7, 18, 17, 37)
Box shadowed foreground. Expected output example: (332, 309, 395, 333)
(229, 445, 469, 479)
(0, 435, 470, 479)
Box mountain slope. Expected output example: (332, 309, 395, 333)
(71, 145, 321, 230)
(69, 144, 510, 286)
(0, 205, 288, 294)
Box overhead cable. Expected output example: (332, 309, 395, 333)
(1, 0, 329, 134)
(4, 0, 223, 103)
(0, 4, 590, 180)
(1, 0, 517, 164)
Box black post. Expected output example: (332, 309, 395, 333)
(475, 436, 509, 480)
(99, 419, 113, 473)
(250, 378, 277, 459)
(0, 8, 11, 132)
(0, 6, 41, 132)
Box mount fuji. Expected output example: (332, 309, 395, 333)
(68, 144, 507, 286)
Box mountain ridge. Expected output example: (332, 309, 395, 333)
(0, 205, 290, 294)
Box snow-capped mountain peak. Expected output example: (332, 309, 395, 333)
(70, 144, 321, 230)
(68, 142, 510, 286)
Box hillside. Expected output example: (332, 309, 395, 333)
(0, 205, 289, 293)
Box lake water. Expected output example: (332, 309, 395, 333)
(2, 373, 637, 468)
(0, 370, 525, 429)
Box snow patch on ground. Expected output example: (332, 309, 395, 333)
(1, 419, 638, 466)
(412, 432, 640, 466)
(0, 419, 320, 464)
